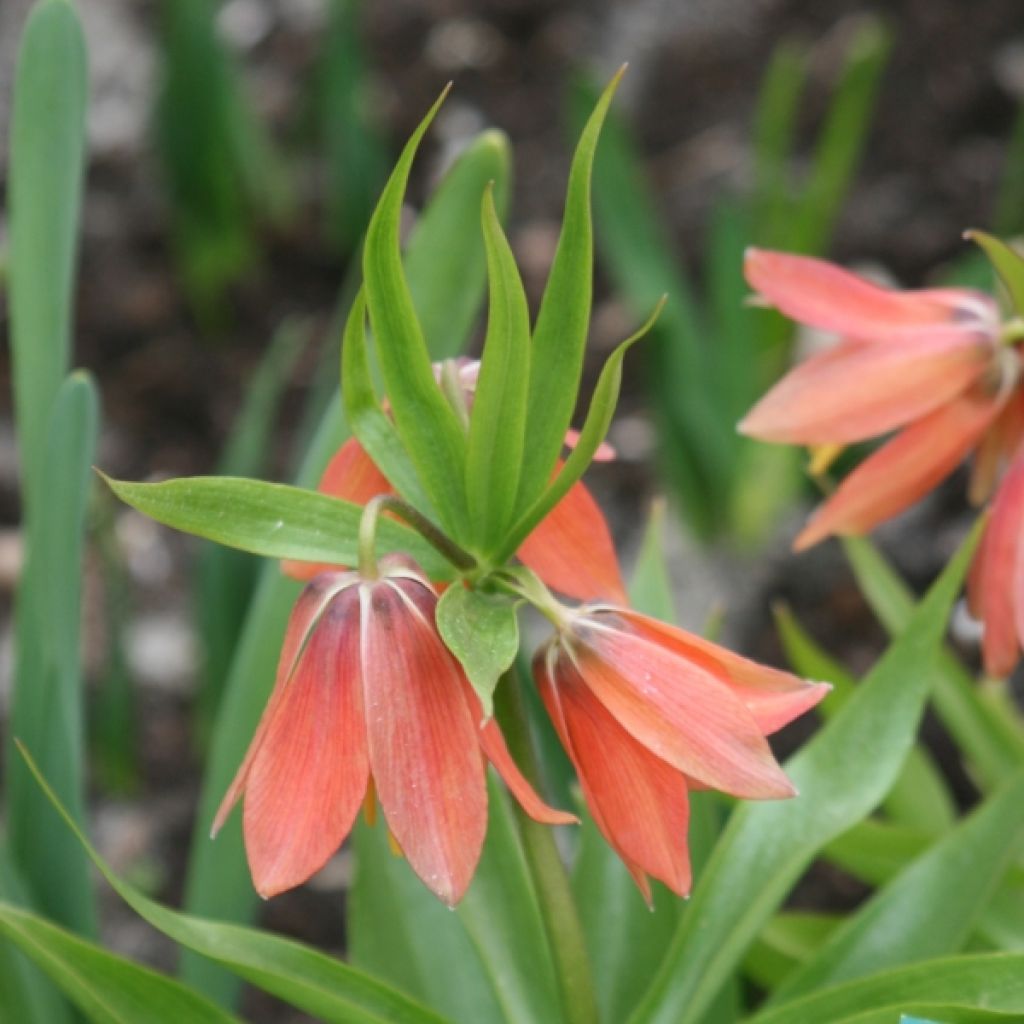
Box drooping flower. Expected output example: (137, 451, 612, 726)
(739, 248, 1024, 675)
(214, 555, 575, 906)
(534, 605, 829, 900)
(284, 360, 626, 603)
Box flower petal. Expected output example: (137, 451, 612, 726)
(971, 452, 1024, 677)
(282, 438, 391, 580)
(242, 588, 369, 898)
(969, 388, 1024, 504)
(738, 335, 992, 445)
(745, 249, 998, 342)
(536, 648, 691, 899)
(212, 574, 355, 837)
(795, 388, 1004, 551)
(518, 468, 626, 603)
(613, 610, 830, 734)
(361, 579, 487, 906)
(568, 618, 795, 799)
(564, 428, 615, 462)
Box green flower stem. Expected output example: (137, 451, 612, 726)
(356, 494, 477, 578)
(495, 669, 598, 1024)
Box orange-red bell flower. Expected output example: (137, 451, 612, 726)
(214, 556, 575, 905)
(284, 360, 626, 603)
(534, 605, 828, 900)
(739, 248, 1024, 676)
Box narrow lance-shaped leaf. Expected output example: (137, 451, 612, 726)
(181, 131, 510, 1005)
(842, 536, 1024, 789)
(435, 586, 520, 718)
(102, 474, 453, 580)
(15, 744, 449, 1024)
(516, 68, 625, 511)
(362, 86, 471, 538)
(0, 904, 242, 1024)
(341, 289, 434, 512)
(467, 182, 531, 549)
(745, 953, 1024, 1024)
(8, 374, 99, 940)
(630, 523, 981, 1024)
(769, 768, 1024, 1005)
(498, 297, 664, 562)
(7, 0, 87, 511)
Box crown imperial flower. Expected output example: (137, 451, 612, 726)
(214, 555, 575, 906)
(534, 605, 829, 900)
(739, 247, 1024, 676)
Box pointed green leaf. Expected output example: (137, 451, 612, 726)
(965, 230, 1024, 317)
(8, 374, 99, 939)
(775, 603, 955, 833)
(341, 290, 434, 511)
(499, 298, 663, 561)
(0, 904, 240, 1024)
(17, 743, 450, 1024)
(823, 819, 932, 888)
(744, 912, 841, 992)
(435, 586, 519, 718)
(363, 88, 470, 537)
(843, 536, 1024, 789)
(7, 0, 87, 510)
(516, 69, 625, 509)
(630, 524, 981, 1024)
(745, 953, 1024, 1024)
(467, 183, 531, 548)
(772, 770, 1024, 1004)
(102, 474, 453, 580)
(406, 130, 511, 358)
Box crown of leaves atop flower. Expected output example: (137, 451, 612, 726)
(102, 69, 665, 712)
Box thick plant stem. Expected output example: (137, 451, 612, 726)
(495, 670, 599, 1024)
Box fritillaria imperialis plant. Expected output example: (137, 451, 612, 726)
(108, 77, 828, 910)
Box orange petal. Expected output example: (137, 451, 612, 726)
(537, 648, 691, 898)
(567, 617, 795, 799)
(242, 589, 370, 898)
(614, 610, 830, 734)
(795, 388, 1004, 551)
(282, 438, 391, 580)
(744, 249, 998, 341)
(362, 579, 487, 906)
(476, 707, 578, 825)
(518, 470, 626, 603)
(738, 335, 992, 445)
(212, 574, 355, 837)
(969, 388, 1024, 504)
(973, 453, 1024, 677)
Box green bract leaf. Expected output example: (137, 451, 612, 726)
(436, 585, 520, 718)
(17, 743, 450, 1024)
(965, 230, 1024, 316)
(498, 297, 664, 561)
(516, 68, 625, 510)
(406, 129, 511, 358)
(363, 87, 470, 539)
(630, 523, 981, 1024)
(0, 903, 240, 1024)
(746, 953, 1024, 1024)
(341, 290, 434, 511)
(771, 770, 1024, 1004)
(102, 474, 453, 580)
(467, 183, 531, 549)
